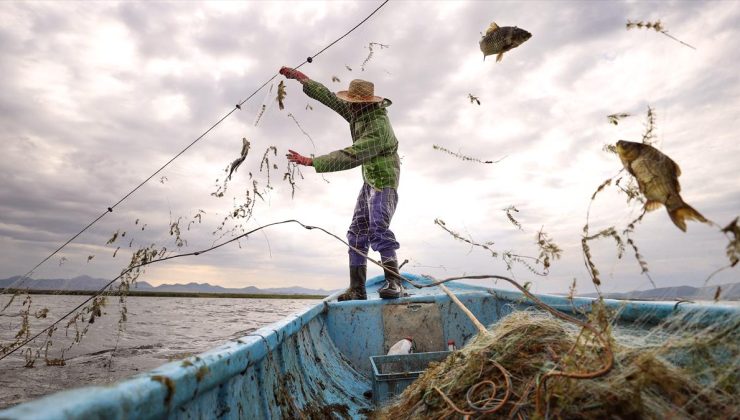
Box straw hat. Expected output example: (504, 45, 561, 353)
(336, 79, 383, 103)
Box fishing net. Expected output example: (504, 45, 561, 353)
(377, 308, 739, 419)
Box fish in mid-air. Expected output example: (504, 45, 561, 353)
(616, 140, 708, 232)
(277, 80, 286, 110)
(227, 137, 251, 180)
(479, 22, 532, 62)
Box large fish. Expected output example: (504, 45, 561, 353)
(479, 22, 532, 62)
(616, 140, 708, 232)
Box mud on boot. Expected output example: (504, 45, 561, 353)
(337, 265, 367, 301)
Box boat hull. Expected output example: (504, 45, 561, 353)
(1, 274, 737, 419)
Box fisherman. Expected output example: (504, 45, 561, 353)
(279, 66, 403, 301)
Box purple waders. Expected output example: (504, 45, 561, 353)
(347, 183, 400, 267)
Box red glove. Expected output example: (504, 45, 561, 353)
(279, 66, 309, 82)
(287, 149, 313, 166)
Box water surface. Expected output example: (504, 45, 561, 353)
(0, 294, 315, 409)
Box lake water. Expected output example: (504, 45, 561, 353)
(0, 294, 316, 409)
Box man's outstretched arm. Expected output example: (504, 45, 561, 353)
(286, 136, 376, 173)
(312, 130, 389, 173)
(280, 66, 351, 122)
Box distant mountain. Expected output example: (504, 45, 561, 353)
(0, 275, 122, 291)
(0, 276, 334, 296)
(582, 282, 740, 301)
(6, 275, 734, 301)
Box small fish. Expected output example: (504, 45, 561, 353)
(277, 80, 286, 110)
(227, 138, 251, 180)
(616, 140, 708, 232)
(479, 22, 532, 62)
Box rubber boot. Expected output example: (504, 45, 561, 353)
(378, 260, 403, 299)
(337, 265, 367, 301)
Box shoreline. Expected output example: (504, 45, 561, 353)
(0, 289, 327, 300)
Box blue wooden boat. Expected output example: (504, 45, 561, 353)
(1, 274, 737, 419)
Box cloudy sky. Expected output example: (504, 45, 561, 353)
(0, 0, 738, 296)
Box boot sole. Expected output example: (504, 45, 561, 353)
(338, 296, 367, 302)
(378, 290, 402, 299)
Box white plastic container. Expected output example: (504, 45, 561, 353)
(387, 337, 414, 355)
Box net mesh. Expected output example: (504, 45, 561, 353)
(378, 308, 738, 419)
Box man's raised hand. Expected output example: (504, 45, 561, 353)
(287, 149, 313, 166)
(279, 67, 309, 83)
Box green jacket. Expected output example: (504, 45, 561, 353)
(303, 80, 400, 190)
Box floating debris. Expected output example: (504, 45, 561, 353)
(288, 113, 316, 150)
(361, 42, 389, 71)
(254, 104, 267, 126)
(536, 227, 562, 271)
(722, 217, 739, 267)
(432, 144, 505, 164)
(607, 113, 631, 125)
(106, 230, 120, 245)
(503, 205, 522, 230)
(626, 20, 696, 50)
(641, 105, 657, 145)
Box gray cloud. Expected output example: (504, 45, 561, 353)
(0, 0, 738, 296)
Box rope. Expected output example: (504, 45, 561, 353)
(2, 0, 391, 294)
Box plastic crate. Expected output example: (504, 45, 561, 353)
(369, 351, 451, 405)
